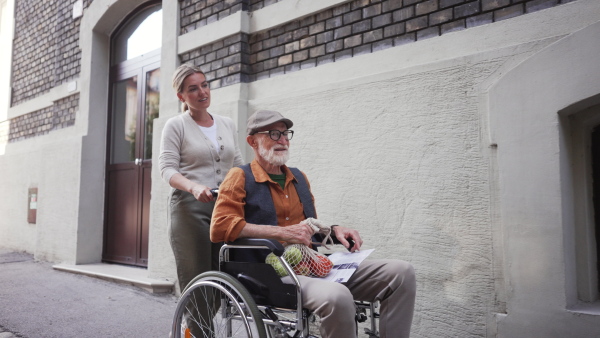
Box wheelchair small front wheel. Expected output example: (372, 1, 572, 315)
(172, 271, 267, 338)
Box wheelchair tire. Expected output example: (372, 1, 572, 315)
(172, 271, 267, 338)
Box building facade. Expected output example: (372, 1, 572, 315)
(1, 0, 600, 336)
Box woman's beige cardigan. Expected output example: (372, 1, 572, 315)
(159, 112, 244, 189)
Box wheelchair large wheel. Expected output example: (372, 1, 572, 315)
(172, 271, 267, 338)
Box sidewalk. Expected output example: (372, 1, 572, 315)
(0, 249, 178, 338)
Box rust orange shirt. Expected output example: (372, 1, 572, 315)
(210, 160, 315, 243)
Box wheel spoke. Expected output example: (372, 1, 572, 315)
(172, 271, 267, 338)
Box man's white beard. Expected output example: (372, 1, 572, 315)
(258, 137, 289, 166)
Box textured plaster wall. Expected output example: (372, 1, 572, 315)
(0, 127, 81, 262)
(259, 66, 495, 337)
(244, 51, 517, 338)
(147, 0, 179, 283)
(222, 1, 597, 336)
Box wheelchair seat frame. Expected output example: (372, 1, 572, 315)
(171, 238, 379, 338)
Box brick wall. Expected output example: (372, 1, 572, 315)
(179, 0, 288, 34)
(180, 34, 251, 89)
(6, 0, 94, 143)
(4, 94, 79, 143)
(6, 0, 579, 142)
(246, 0, 577, 80)
(248, 0, 285, 11)
(11, 0, 56, 105)
(180, 0, 247, 34)
(181, 0, 577, 88)
(11, 0, 88, 105)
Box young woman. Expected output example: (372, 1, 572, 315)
(159, 63, 244, 293)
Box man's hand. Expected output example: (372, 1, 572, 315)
(278, 223, 314, 246)
(332, 226, 363, 252)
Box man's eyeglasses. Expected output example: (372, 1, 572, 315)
(254, 130, 294, 141)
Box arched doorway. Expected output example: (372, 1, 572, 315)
(103, 3, 161, 267)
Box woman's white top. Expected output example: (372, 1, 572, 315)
(199, 123, 220, 153)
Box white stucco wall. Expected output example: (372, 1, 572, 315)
(0, 123, 82, 261)
(146, 0, 179, 283)
(250, 65, 498, 337)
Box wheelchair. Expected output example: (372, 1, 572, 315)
(171, 238, 380, 338)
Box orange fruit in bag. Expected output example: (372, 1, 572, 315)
(293, 261, 311, 276)
(312, 255, 333, 277)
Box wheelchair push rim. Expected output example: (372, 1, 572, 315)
(172, 271, 267, 338)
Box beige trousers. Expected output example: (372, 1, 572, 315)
(296, 259, 416, 338)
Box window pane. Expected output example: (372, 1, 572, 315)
(144, 68, 160, 160)
(112, 6, 162, 64)
(127, 10, 162, 60)
(111, 76, 138, 164)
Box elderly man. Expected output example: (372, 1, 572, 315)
(210, 110, 416, 338)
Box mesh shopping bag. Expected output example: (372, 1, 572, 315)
(265, 218, 335, 278)
(266, 244, 334, 277)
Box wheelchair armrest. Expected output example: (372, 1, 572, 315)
(227, 238, 285, 256)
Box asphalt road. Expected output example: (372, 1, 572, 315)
(0, 249, 177, 338)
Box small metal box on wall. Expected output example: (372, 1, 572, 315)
(28, 188, 37, 224)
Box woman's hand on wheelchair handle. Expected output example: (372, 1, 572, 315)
(190, 183, 215, 203)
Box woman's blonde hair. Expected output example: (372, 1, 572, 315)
(172, 63, 206, 112)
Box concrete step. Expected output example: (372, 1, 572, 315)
(53, 262, 174, 294)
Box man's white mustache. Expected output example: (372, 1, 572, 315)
(258, 141, 290, 165)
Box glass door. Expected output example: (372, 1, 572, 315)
(103, 4, 161, 267)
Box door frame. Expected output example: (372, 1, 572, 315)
(102, 1, 161, 266)
(76, 0, 158, 265)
